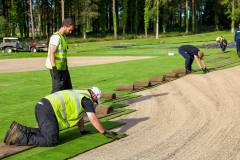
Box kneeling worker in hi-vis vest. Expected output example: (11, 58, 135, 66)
(3, 87, 120, 146)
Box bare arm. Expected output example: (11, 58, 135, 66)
(194, 55, 206, 69)
(50, 44, 58, 67)
(200, 59, 206, 68)
(194, 55, 203, 69)
(87, 112, 105, 134)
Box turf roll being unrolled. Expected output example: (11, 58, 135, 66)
(133, 81, 150, 90)
(115, 85, 134, 91)
(172, 68, 186, 77)
(164, 72, 178, 79)
(172, 68, 185, 73)
(101, 93, 117, 100)
(95, 105, 114, 116)
(149, 76, 165, 85)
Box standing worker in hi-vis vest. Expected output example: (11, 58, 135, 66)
(3, 87, 122, 146)
(45, 18, 74, 93)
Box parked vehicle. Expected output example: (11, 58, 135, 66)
(31, 41, 48, 52)
(0, 37, 48, 53)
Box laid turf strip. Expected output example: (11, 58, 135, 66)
(5, 121, 125, 160)
(3, 105, 135, 160)
(0, 145, 34, 159)
(1, 91, 137, 159)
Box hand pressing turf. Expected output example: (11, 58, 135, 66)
(103, 131, 127, 139)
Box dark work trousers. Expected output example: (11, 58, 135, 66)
(15, 98, 59, 146)
(178, 48, 194, 72)
(50, 69, 72, 93)
(220, 42, 227, 52)
(237, 40, 240, 57)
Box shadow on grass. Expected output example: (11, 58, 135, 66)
(58, 121, 118, 145)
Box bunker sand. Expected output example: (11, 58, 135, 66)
(73, 66, 240, 160)
(0, 56, 153, 73)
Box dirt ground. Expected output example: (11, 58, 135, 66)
(72, 66, 240, 160)
(0, 56, 153, 73)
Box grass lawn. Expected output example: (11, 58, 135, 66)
(0, 31, 235, 59)
(0, 31, 240, 159)
(4, 109, 135, 160)
(1, 49, 239, 139)
(0, 56, 183, 136)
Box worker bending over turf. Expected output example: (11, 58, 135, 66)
(4, 87, 120, 146)
(216, 36, 227, 52)
(45, 18, 74, 93)
(178, 45, 209, 74)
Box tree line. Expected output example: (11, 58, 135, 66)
(0, 0, 240, 40)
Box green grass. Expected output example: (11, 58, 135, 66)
(0, 31, 235, 59)
(5, 121, 124, 160)
(0, 31, 240, 159)
(0, 57, 183, 135)
(4, 107, 135, 160)
(1, 50, 239, 138)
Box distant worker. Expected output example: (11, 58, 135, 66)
(178, 45, 209, 74)
(216, 36, 227, 52)
(235, 24, 240, 57)
(45, 18, 74, 93)
(4, 87, 121, 146)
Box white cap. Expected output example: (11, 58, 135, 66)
(90, 87, 101, 103)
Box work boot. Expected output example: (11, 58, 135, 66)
(4, 121, 17, 143)
(4, 121, 24, 145)
(185, 70, 192, 74)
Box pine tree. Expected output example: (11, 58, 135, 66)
(112, 0, 117, 39)
(144, 0, 151, 38)
(122, 0, 128, 36)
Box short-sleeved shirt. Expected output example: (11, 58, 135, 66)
(45, 34, 61, 69)
(81, 97, 95, 113)
(179, 45, 199, 56)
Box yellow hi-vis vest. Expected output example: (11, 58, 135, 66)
(54, 32, 68, 70)
(45, 90, 91, 130)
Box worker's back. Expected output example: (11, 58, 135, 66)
(45, 89, 91, 130)
(179, 45, 199, 56)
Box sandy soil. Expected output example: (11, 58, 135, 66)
(0, 56, 153, 73)
(72, 66, 240, 160)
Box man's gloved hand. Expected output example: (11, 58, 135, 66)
(203, 67, 209, 73)
(205, 68, 210, 73)
(201, 68, 209, 74)
(102, 131, 127, 139)
(103, 131, 119, 139)
(52, 66, 59, 79)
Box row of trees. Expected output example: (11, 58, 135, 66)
(0, 0, 240, 40)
